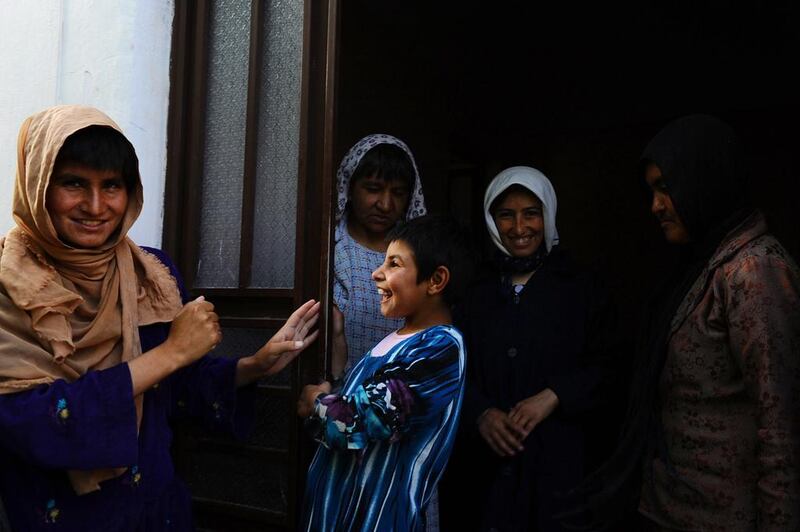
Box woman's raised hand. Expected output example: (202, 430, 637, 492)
(256, 299, 320, 375)
(235, 299, 321, 387)
(164, 296, 222, 367)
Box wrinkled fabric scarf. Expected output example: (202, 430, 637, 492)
(561, 114, 753, 530)
(0, 105, 183, 494)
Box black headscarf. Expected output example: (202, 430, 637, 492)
(560, 114, 754, 530)
(642, 113, 751, 242)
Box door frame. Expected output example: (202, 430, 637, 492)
(162, 0, 339, 528)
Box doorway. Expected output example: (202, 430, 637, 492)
(336, 5, 799, 528)
(336, 0, 800, 338)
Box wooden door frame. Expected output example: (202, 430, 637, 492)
(162, 0, 339, 528)
(290, 0, 340, 524)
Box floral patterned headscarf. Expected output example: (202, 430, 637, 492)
(334, 133, 426, 223)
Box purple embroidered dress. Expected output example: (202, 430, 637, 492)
(0, 249, 253, 531)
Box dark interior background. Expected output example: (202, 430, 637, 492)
(336, 0, 799, 334)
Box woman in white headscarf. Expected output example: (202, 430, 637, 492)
(451, 166, 617, 532)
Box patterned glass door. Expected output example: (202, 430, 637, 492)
(163, 1, 339, 529)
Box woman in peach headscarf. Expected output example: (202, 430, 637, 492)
(0, 105, 319, 531)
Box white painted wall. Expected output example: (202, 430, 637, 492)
(0, 0, 174, 247)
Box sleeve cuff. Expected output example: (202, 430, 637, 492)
(219, 357, 256, 440)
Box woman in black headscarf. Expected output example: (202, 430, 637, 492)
(565, 115, 800, 531)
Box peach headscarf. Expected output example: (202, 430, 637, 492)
(0, 105, 183, 493)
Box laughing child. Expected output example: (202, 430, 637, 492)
(298, 215, 473, 532)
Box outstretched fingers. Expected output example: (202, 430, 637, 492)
(279, 328, 321, 356)
(264, 329, 320, 376)
(299, 328, 320, 350)
(285, 300, 320, 331)
(296, 312, 320, 340)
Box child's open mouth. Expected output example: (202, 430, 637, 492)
(377, 287, 392, 302)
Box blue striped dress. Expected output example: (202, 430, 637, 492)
(302, 325, 465, 531)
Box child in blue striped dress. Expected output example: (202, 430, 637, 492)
(299, 215, 473, 532)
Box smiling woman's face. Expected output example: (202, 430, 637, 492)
(493, 187, 545, 257)
(46, 162, 129, 249)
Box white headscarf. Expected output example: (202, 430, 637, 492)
(334, 133, 426, 223)
(483, 166, 560, 255)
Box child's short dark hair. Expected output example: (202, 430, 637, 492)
(55, 125, 139, 191)
(350, 143, 414, 192)
(387, 215, 475, 307)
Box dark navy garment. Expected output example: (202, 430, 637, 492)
(447, 248, 619, 532)
(0, 248, 253, 531)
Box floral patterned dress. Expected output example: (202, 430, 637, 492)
(639, 212, 800, 531)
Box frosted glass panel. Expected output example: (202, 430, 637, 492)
(195, 0, 251, 287)
(250, 0, 304, 288)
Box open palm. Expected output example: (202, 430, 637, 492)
(255, 299, 321, 376)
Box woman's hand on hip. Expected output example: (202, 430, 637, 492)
(477, 407, 526, 457)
